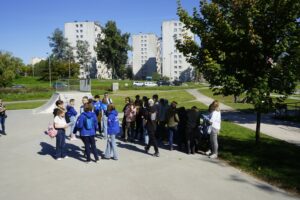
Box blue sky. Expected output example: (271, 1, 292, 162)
(0, 0, 197, 64)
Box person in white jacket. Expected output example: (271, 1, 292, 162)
(207, 100, 221, 159)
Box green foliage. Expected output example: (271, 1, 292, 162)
(126, 66, 133, 79)
(177, 0, 300, 141)
(76, 40, 92, 78)
(0, 51, 24, 87)
(152, 72, 161, 81)
(95, 21, 131, 79)
(48, 28, 74, 61)
(39, 59, 79, 81)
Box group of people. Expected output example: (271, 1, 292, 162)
(52, 92, 119, 163)
(50, 91, 221, 162)
(120, 94, 221, 158)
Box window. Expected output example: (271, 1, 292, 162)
(76, 30, 79, 33)
(174, 60, 177, 64)
(76, 35, 79, 38)
(80, 35, 83, 38)
(141, 48, 143, 51)
(174, 28, 177, 32)
(144, 48, 147, 51)
(174, 55, 177, 59)
(174, 22, 177, 26)
(179, 66, 182, 69)
(179, 60, 182, 64)
(76, 24, 79, 28)
(179, 22, 182, 26)
(174, 49, 178, 53)
(80, 30, 83, 33)
(174, 71, 177, 74)
(80, 24, 83, 27)
(179, 55, 182, 58)
(174, 66, 178, 69)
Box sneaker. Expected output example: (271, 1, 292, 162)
(70, 137, 77, 141)
(95, 160, 100, 163)
(2, 132, 6, 135)
(144, 146, 149, 153)
(86, 161, 91, 164)
(56, 158, 62, 161)
(153, 152, 160, 157)
(63, 156, 69, 159)
(209, 154, 218, 159)
(205, 150, 211, 155)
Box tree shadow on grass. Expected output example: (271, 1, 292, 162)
(219, 135, 300, 194)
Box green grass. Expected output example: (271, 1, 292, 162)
(198, 87, 254, 111)
(5, 101, 46, 110)
(220, 121, 300, 193)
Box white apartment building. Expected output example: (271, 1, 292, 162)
(162, 20, 194, 81)
(132, 33, 158, 79)
(64, 21, 111, 79)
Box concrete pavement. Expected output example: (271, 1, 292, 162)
(186, 89, 300, 146)
(0, 109, 298, 200)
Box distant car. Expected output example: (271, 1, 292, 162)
(11, 84, 25, 89)
(157, 80, 171, 86)
(52, 82, 68, 89)
(144, 81, 158, 87)
(172, 80, 183, 86)
(133, 81, 144, 87)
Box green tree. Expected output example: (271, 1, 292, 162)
(76, 40, 92, 78)
(0, 51, 24, 87)
(95, 21, 131, 79)
(152, 72, 161, 81)
(48, 28, 73, 61)
(177, 0, 300, 143)
(126, 66, 133, 79)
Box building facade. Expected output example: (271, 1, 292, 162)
(64, 21, 111, 79)
(161, 20, 194, 81)
(132, 33, 158, 79)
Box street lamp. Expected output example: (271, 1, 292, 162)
(47, 52, 52, 87)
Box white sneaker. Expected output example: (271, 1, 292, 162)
(56, 158, 62, 161)
(63, 156, 69, 159)
(205, 150, 211, 155)
(209, 154, 218, 159)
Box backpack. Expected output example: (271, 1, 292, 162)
(46, 123, 57, 138)
(84, 116, 94, 130)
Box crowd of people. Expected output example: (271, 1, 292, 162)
(49, 91, 221, 163)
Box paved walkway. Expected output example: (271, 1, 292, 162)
(186, 89, 300, 146)
(0, 109, 298, 200)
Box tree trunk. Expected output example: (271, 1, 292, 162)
(255, 111, 261, 144)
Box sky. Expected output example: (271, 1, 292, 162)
(0, 0, 197, 64)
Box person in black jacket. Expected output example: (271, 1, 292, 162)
(185, 106, 200, 154)
(144, 99, 159, 157)
(121, 97, 131, 139)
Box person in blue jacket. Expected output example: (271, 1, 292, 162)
(66, 99, 78, 140)
(93, 95, 102, 135)
(104, 104, 120, 160)
(74, 103, 99, 163)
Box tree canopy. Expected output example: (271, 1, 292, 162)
(95, 21, 131, 79)
(177, 0, 300, 142)
(76, 40, 92, 78)
(0, 51, 24, 87)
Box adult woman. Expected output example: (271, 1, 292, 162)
(75, 103, 99, 163)
(208, 100, 221, 159)
(0, 99, 7, 135)
(104, 104, 120, 160)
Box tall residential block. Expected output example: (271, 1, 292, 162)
(161, 20, 195, 81)
(132, 33, 158, 79)
(64, 21, 111, 79)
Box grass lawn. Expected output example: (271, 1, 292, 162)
(5, 101, 46, 110)
(220, 121, 300, 194)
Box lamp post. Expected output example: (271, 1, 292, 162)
(47, 52, 52, 87)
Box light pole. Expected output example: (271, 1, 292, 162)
(47, 52, 52, 87)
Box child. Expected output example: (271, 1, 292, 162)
(66, 99, 77, 140)
(104, 104, 120, 160)
(124, 102, 136, 142)
(0, 99, 7, 135)
(101, 98, 108, 139)
(54, 109, 69, 160)
(93, 95, 102, 135)
(74, 103, 99, 163)
(80, 96, 89, 114)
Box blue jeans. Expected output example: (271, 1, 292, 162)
(168, 126, 177, 148)
(143, 123, 149, 145)
(105, 134, 118, 160)
(82, 135, 99, 161)
(102, 115, 108, 139)
(56, 129, 66, 158)
(69, 116, 76, 136)
(0, 115, 5, 132)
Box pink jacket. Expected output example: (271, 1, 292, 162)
(125, 106, 136, 122)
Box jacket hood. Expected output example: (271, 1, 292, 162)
(109, 110, 118, 116)
(83, 112, 94, 118)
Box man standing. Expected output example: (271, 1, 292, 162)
(166, 101, 179, 151)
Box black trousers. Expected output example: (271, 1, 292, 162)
(82, 136, 99, 161)
(146, 130, 159, 153)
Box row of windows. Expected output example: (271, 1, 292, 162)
(141, 44, 147, 47)
(75, 24, 83, 28)
(174, 28, 183, 32)
(141, 35, 148, 38)
(141, 52, 147, 55)
(141, 56, 148, 59)
(141, 39, 147, 43)
(76, 29, 83, 33)
(174, 22, 183, 26)
(141, 48, 148, 51)
(174, 55, 182, 59)
(173, 60, 183, 64)
(174, 66, 182, 69)
(76, 35, 84, 39)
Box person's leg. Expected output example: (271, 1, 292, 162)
(111, 135, 118, 160)
(124, 122, 130, 141)
(104, 135, 112, 158)
(90, 136, 99, 161)
(130, 121, 135, 141)
(143, 123, 149, 145)
(55, 131, 63, 159)
(69, 116, 77, 139)
(168, 127, 174, 150)
(0, 116, 5, 133)
(61, 130, 66, 158)
(211, 128, 219, 156)
(82, 137, 91, 162)
(103, 116, 108, 139)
